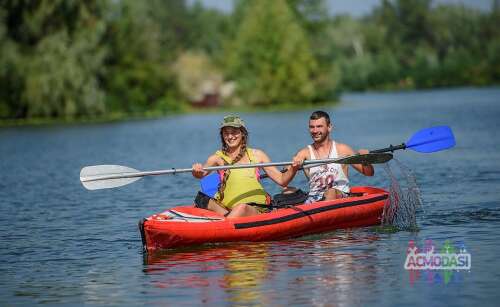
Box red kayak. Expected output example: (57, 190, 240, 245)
(139, 186, 389, 251)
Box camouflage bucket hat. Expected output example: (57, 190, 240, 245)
(220, 115, 246, 129)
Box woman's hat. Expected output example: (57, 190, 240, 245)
(220, 115, 246, 129)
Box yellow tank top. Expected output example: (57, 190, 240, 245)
(215, 148, 267, 209)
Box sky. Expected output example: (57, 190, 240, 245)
(191, 0, 493, 16)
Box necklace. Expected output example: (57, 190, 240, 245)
(313, 140, 332, 159)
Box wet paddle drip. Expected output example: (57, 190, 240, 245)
(381, 159, 423, 231)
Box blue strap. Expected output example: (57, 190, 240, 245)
(200, 172, 220, 198)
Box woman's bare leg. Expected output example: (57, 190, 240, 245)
(207, 199, 229, 216)
(226, 204, 260, 218)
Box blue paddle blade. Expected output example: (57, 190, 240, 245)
(200, 172, 220, 197)
(406, 126, 456, 153)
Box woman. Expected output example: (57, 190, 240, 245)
(192, 115, 299, 218)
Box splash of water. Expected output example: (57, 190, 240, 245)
(381, 159, 423, 231)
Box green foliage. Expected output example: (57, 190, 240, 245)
(336, 0, 500, 91)
(369, 51, 402, 89)
(410, 47, 439, 88)
(24, 29, 106, 118)
(225, 0, 317, 106)
(487, 38, 500, 81)
(289, 0, 340, 100)
(102, 0, 181, 114)
(0, 1, 107, 119)
(0, 8, 20, 118)
(339, 54, 375, 91)
(1, 0, 499, 123)
(188, 3, 231, 60)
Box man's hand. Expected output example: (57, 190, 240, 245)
(358, 149, 370, 164)
(291, 155, 305, 171)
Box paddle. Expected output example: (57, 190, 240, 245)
(369, 125, 455, 154)
(80, 126, 454, 191)
(258, 125, 456, 180)
(80, 153, 392, 191)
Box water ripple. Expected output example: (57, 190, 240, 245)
(422, 207, 500, 226)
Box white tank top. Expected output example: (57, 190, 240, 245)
(306, 141, 350, 203)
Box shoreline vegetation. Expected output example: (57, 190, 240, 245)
(0, 100, 340, 128)
(3, 84, 499, 128)
(1, 0, 499, 128)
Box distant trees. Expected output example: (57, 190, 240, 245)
(336, 0, 500, 90)
(0, 0, 499, 121)
(0, 1, 107, 118)
(225, 0, 317, 105)
(102, 0, 180, 115)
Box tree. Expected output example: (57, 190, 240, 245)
(371, 0, 434, 68)
(0, 0, 107, 118)
(186, 2, 231, 60)
(102, 0, 181, 114)
(225, 0, 317, 105)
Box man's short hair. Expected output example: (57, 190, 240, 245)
(310, 111, 331, 125)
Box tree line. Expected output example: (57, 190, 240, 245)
(1, 0, 499, 121)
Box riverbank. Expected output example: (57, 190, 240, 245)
(0, 100, 339, 128)
(3, 85, 498, 128)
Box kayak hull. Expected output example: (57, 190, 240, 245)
(140, 186, 389, 251)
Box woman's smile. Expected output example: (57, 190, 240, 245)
(222, 127, 242, 146)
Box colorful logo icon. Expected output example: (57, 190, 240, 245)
(404, 239, 471, 284)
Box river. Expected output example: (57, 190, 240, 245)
(1, 87, 499, 306)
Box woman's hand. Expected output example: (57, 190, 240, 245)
(191, 163, 205, 179)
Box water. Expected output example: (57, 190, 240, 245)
(1, 87, 499, 306)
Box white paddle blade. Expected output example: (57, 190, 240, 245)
(81, 176, 142, 190)
(80, 165, 141, 190)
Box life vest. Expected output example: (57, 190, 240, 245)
(215, 148, 267, 209)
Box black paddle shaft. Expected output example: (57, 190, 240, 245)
(370, 143, 407, 153)
(259, 152, 392, 179)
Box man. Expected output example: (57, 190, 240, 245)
(291, 110, 374, 203)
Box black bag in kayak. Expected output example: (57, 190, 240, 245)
(272, 189, 308, 208)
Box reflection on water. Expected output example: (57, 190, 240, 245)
(143, 230, 381, 306)
(145, 243, 271, 305)
(223, 248, 269, 305)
